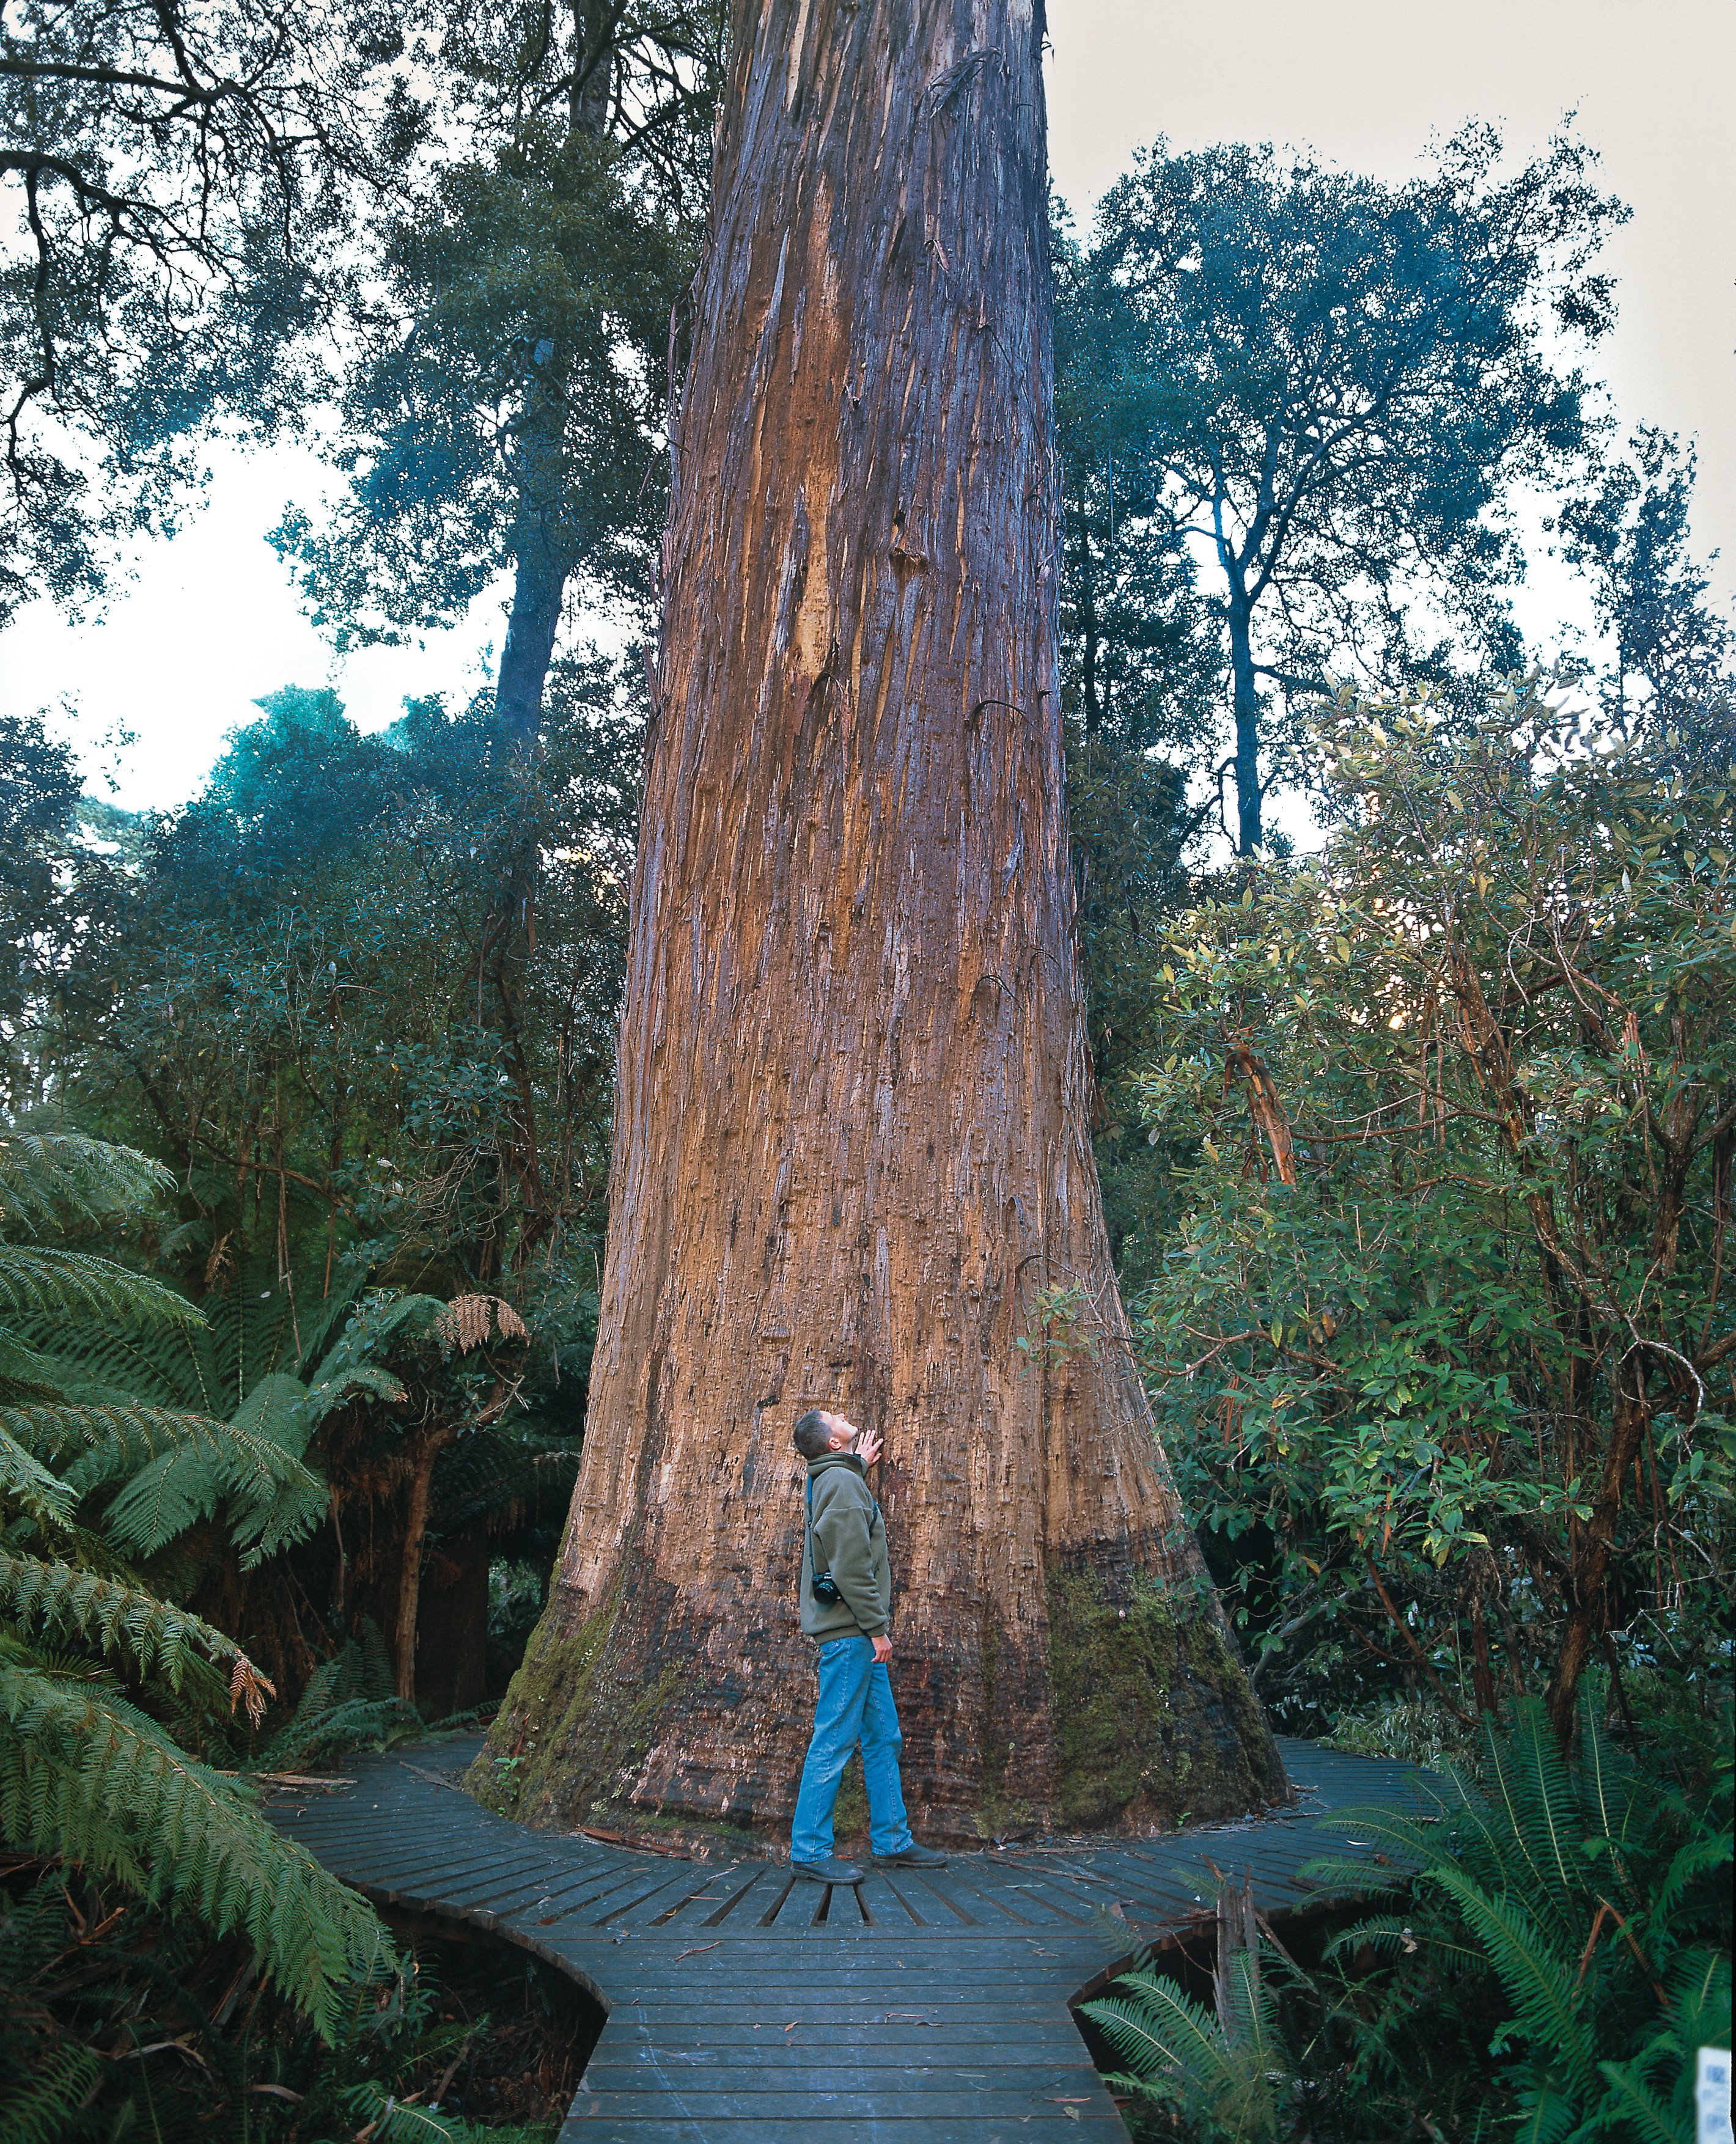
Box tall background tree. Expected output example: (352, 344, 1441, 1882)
(272, 1, 721, 747)
(1055, 129, 1626, 851)
(0, 0, 421, 617)
(482, 0, 1285, 1846)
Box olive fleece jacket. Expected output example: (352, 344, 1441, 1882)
(799, 1452, 891, 1642)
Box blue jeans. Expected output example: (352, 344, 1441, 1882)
(790, 1636, 914, 1861)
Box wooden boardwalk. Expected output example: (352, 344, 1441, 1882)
(268, 1736, 1428, 2141)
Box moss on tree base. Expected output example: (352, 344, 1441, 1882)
(468, 1582, 687, 1831)
(1043, 1558, 1288, 1830)
(468, 1555, 1285, 1842)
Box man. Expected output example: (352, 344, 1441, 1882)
(789, 1408, 948, 1884)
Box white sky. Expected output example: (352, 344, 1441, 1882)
(4, 0, 1732, 813)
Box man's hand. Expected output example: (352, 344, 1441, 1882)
(853, 1426, 885, 1466)
(871, 1633, 892, 1665)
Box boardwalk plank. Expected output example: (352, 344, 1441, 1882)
(270, 1734, 1429, 2141)
(559, 2116, 1125, 2141)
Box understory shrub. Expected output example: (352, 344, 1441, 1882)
(1083, 1681, 1732, 2141)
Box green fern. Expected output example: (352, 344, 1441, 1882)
(6, 1395, 327, 1563)
(0, 1427, 76, 1528)
(0, 1244, 202, 1327)
(252, 1626, 417, 1772)
(1081, 1936, 1283, 2140)
(1311, 1681, 1733, 2142)
(0, 2041, 103, 2144)
(0, 1640, 390, 2036)
(0, 1130, 171, 1233)
(0, 1128, 397, 2044)
(1597, 1951, 1733, 2144)
(2, 1553, 274, 1710)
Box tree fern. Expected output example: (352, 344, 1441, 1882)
(0, 1129, 171, 1233)
(0, 1427, 75, 1528)
(8, 1398, 326, 1566)
(0, 1245, 202, 1327)
(0, 1128, 396, 2043)
(2, 1553, 276, 1712)
(96, 1379, 327, 1565)
(0, 1642, 389, 2036)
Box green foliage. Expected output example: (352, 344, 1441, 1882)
(8, 687, 606, 1716)
(1558, 426, 1734, 776)
(1083, 1687, 1730, 2141)
(271, 1, 717, 764)
(275, 125, 691, 649)
(0, 1859, 587, 2139)
(253, 1623, 416, 1771)
(1058, 128, 1624, 847)
(1315, 1685, 1732, 2141)
(1129, 681, 1734, 1728)
(29, 684, 631, 1305)
(0, 0, 417, 618)
(0, 1126, 394, 2039)
(0, 1636, 389, 2036)
(1085, 1942, 1284, 2141)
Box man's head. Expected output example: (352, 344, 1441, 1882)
(792, 1408, 858, 1459)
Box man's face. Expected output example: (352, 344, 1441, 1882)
(821, 1411, 859, 1452)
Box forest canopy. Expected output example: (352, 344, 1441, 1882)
(2, 4, 1732, 2138)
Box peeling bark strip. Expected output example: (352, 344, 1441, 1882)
(487, 0, 1285, 1840)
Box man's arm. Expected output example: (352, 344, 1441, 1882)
(811, 1478, 889, 1643)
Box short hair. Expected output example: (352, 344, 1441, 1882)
(792, 1409, 833, 1459)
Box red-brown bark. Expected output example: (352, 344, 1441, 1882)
(487, 0, 1284, 1841)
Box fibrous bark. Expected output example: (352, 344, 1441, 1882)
(484, 0, 1286, 1842)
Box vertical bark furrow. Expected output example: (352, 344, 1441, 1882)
(488, 0, 1285, 1842)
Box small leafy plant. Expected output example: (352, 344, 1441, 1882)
(1081, 1681, 1732, 2141)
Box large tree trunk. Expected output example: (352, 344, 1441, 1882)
(483, 0, 1285, 1843)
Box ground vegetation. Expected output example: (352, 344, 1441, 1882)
(1083, 1683, 1731, 2143)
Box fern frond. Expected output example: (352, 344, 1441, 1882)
(0, 1326, 75, 1396)
(0, 2043, 103, 2144)
(95, 1384, 326, 1566)
(1509, 2081, 1589, 2144)
(1079, 1968, 1237, 2091)
(18, 1314, 214, 1410)
(435, 1293, 528, 1354)
(1592, 2061, 1686, 2144)
(220, 1267, 300, 1414)
(300, 1292, 444, 1427)
(250, 1633, 417, 1771)
(0, 1654, 390, 2038)
(0, 1247, 202, 1329)
(291, 1268, 369, 1376)
(1480, 1700, 1582, 1944)
(1, 1552, 275, 1717)
(344, 2080, 518, 2143)
(9, 1397, 266, 1473)
(1639, 1826, 1734, 1952)
(1323, 1911, 1482, 1970)
(0, 1427, 76, 1527)
(254, 1694, 416, 1773)
(1426, 1863, 1598, 2102)
(0, 1131, 171, 1235)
